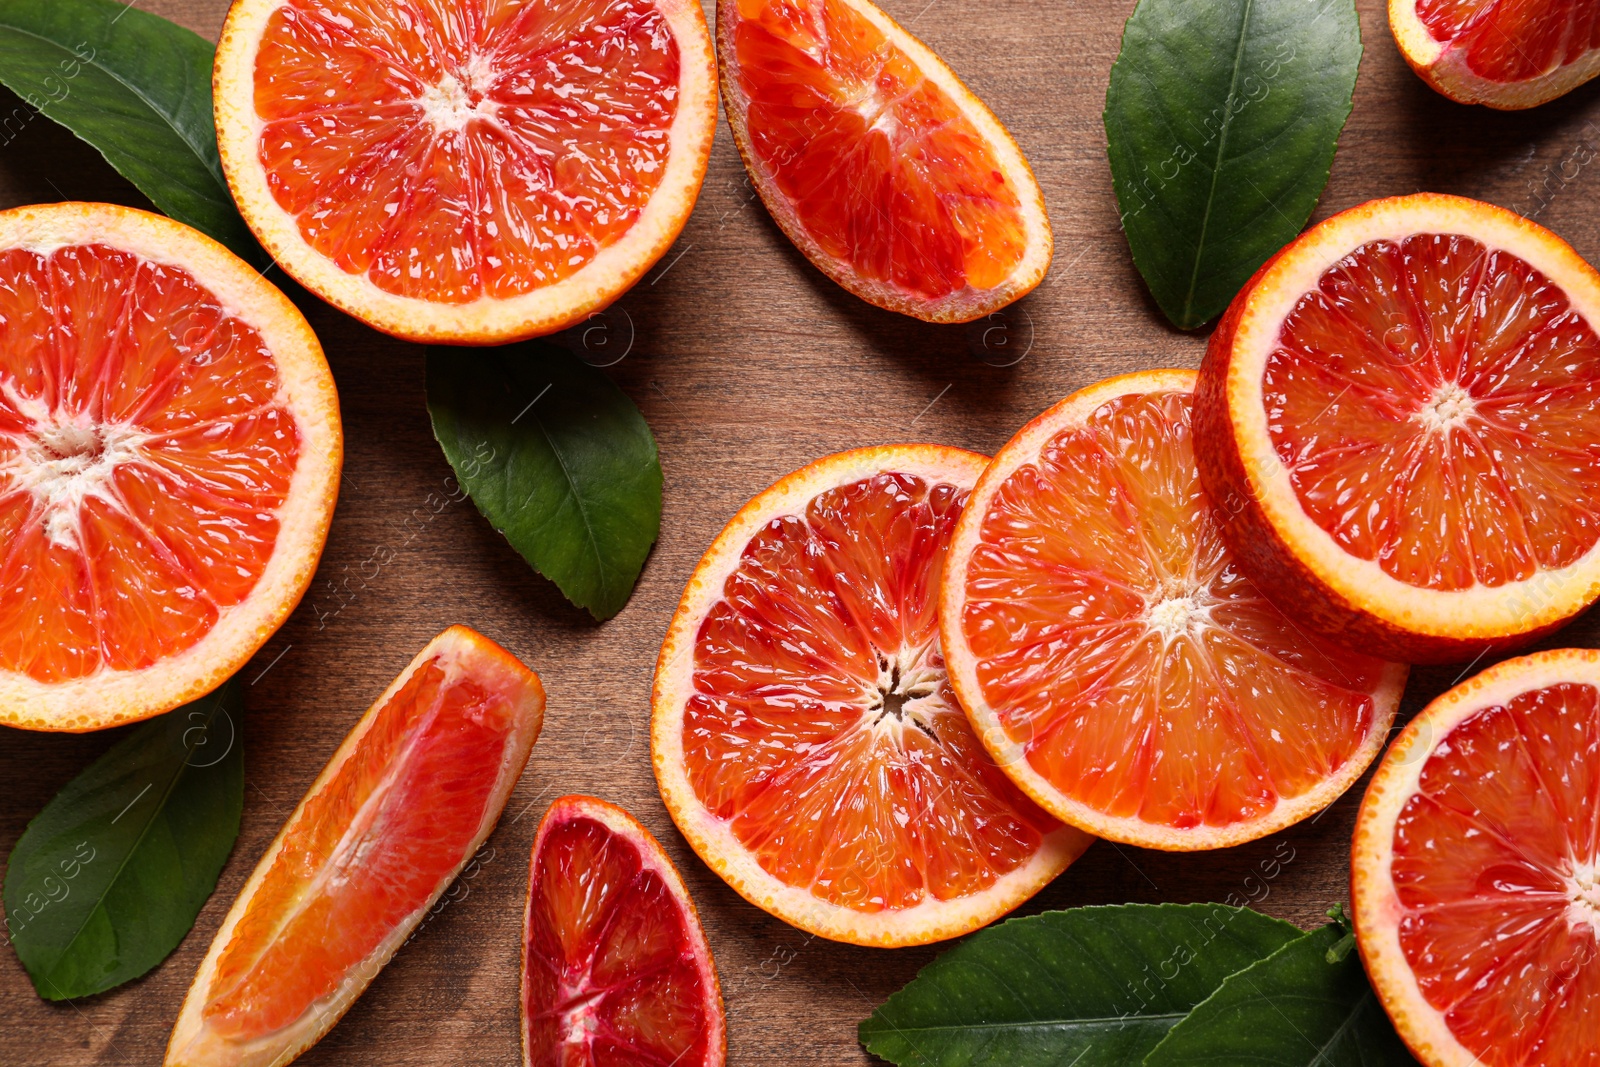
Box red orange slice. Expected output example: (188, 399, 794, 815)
(1196, 193, 1600, 663)
(1353, 648, 1600, 1067)
(166, 626, 545, 1067)
(0, 202, 339, 732)
(1391, 0, 1600, 109)
(214, 0, 717, 343)
(523, 796, 724, 1067)
(942, 371, 1407, 850)
(718, 0, 1052, 322)
(653, 446, 1087, 947)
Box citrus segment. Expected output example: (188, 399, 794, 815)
(717, 0, 1051, 322)
(523, 796, 724, 1067)
(1391, 0, 1600, 108)
(653, 446, 1087, 947)
(1353, 648, 1600, 1067)
(215, 0, 717, 343)
(0, 203, 339, 732)
(942, 371, 1406, 851)
(1196, 193, 1600, 663)
(166, 626, 545, 1067)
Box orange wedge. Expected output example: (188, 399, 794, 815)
(166, 626, 545, 1067)
(653, 446, 1088, 948)
(1196, 193, 1600, 663)
(214, 0, 717, 344)
(1353, 648, 1600, 1067)
(0, 202, 339, 732)
(942, 371, 1407, 851)
(523, 796, 725, 1067)
(1391, 0, 1600, 109)
(717, 0, 1052, 322)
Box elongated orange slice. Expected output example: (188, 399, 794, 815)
(1196, 193, 1600, 663)
(524, 796, 724, 1067)
(942, 371, 1407, 850)
(0, 202, 339, 732)
(1391, 0, 1600, 109)
(718, 0, 1052, 322)
(215, 0, 717, 343)
(1353, 648, 1600, 1067)
(166, 626, 545, 1067)
(653, 446, 1088, 947)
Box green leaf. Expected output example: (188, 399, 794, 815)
(4, 680, 244, 1000)
(426, 343, 663, 621)
(859, 904, 1303, 1067)
(0, 0, 263, 264)
(1104, 0, 1361, 329)
(1144, 924, 1420, 1067)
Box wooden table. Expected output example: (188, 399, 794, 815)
(4, 0, 1599, 1062)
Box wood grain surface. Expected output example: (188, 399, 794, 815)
(4, 0, 1600, 1063)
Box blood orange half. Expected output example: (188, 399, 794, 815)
(652, 446, 1088, 948)
(166, 626, 545, 1067)
(214, 0, 717, 344)
(941, 371, 1407, 851)
(1196, 193, 1600, 664)
(0, 202, 339, 732)
(1352, 648, 1600, 1067)
(523, 795, 724, 1067)
(717, 0, 1052, 322)
(1391, 0, 1600, 109)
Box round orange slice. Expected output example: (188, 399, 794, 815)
(941, 371, 1407, 851)
(1196, 193, 1600, 664)
(717, 0, 1052, 322)
(214, 0, 717, 344)
(1352, 648, 1600, 1067)
(166, 625, 545, 1067)
(1390, 0, 1600, 109)
(0, 202, 339, 732)
(652, 446, 1088, 948)
(523, 795, 724, 1067)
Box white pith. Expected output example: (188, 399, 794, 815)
(940, 370, 1409, 851)
(652, 446, 1091, 947)
(1413, 381, 1475, 433)
(1224, 195, 1600, 640)
(1353, 648, 1600, 1067)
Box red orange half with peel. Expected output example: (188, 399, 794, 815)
(1196, 193, 1600, 664)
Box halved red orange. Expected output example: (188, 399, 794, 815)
(717, 0, 1052, 322)
(1196, 193, 1600, 664)
(0, 202, 340, 732)
(653, 446, 1088, 947)
(523, 796, 724, 1067)
(214, 0, 717, 344)
(1391, 0, 1600, 109)
(941, 371, 1408, 851)
(1353, 648, 1600, 1067)
(166, 626, 545, 1067)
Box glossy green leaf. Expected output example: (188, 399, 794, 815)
(1144, 923, 1420, 1066)
(4, 680, 244, 1000)
(427, 343, 663, 621)
(1104, 0, 1361, 329)
(859, 904, 1303, 1067)
(0, 0, 263, 264)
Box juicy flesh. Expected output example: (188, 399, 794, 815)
(1391, 681, 1600, 1066)
(1266, 234, 1600, 592)
(199, 654, 519, 1041)
(964, 391, 1390, 830)
(253, 0, 681, 303)
(1417, 0, 1600, 82)
(0, 243, 297, 683)
(686, 471, 1058, 913)
(729, 0, 1027, 302)
(524, 813, 715, 1067)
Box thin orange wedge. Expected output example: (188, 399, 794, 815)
(166, 626, 545, 1067)
(1391, 0, 1600, 109)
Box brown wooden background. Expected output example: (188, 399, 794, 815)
(3, 0, 1599, 1062)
